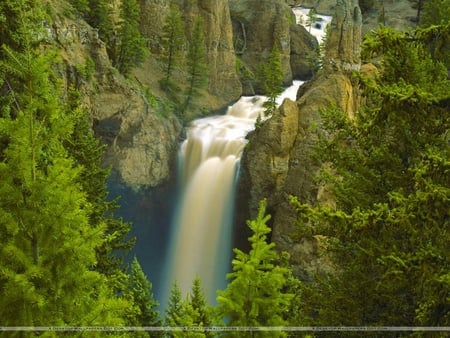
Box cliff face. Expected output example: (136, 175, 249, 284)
(52, 7, 182, 189)
(230, 0, 319, 94)
(52, 0, 248, 189)
(286, 0, 417, 33)
(237, 0, 362, 279)
(174, 0, 242, 104)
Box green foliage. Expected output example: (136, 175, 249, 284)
(0, 1, 138, 329)
(87, 0, 114, 46)
(293, 25, 450, 327)
(217, 199, 293, 337)
(165, 282, 184, 328)
(0, 11, 131, 328)
(64, 89, 135, 292)
(164, 278, 216, 337)
(306, 8, 317, 33)
(421, 0, 450, 26)
(69, 0, 89, 15)
(235, 57, 255, 83)
(161, 6, 185, 86)
(189, 277, 216, 337)
(259, 45, 284, 117)
(114, 0, 148, 76)
(183, 17, 208, 114)
(84, 55, 96, 80)
(126, 257, 160, 329)
(419, 2, 450, 67)
(0, 0, 47, 53)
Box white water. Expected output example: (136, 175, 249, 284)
(165, 81, 303, 302)
(292, 6, 332, 44)
(163, 7, 332, 304)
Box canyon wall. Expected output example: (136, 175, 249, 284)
(237, 0, 362, 279)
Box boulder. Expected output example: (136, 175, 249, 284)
(290, 23, 319, 79)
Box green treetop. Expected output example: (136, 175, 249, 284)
(183, 17, 208, 115)
(114, 0, 148, 76)
(217, 199, 293, 337)
(292, 25, 450, 327)
(0, 1, 134, 328)
(125, 257, 160, 331)
(161, 6, 185, 87)
(260, 45, 284, 117)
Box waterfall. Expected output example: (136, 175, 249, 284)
(164, 81, 303, 303)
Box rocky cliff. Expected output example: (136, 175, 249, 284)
(173, 0, 242, 105)
(286, 0, 416, 33)
(230, 0, 319, 94)
(51, 4, 182, 189)
(236, 0, 362, 279)
(51, 0, 252, 189)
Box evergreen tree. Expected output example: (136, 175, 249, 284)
(126, 257, 160, 329)
(164, 278, 215, 337)
(293, 25, 450, 327)
(217, 199, 293, 337)
(115, 0, 148, 76)
(306, 8, 317, 33)
(421, 0, 450, 26)
(0, 4, 132, 327)
(69, 0, 89, 15)
(161, 6, 185, 88)
(183, 17, 208, 114)
(165, 281, 184, 328)
(260, 45, 284, 116)
(408, 0, 425, 24)
(420, 0, 450, 67)
(64, 89, 135, 291)
(190, 277, 213, 327)
(87, 0, 114, 51)
(188, 277, 215, 337)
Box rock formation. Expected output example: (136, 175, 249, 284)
(236, 0, 362, 280)
(230, 0, 318, 94)
(289, 24, 319, 79)
(139, 0, 170, 54)
(173, 0, 242, 105)
(52, 7, 182, 189)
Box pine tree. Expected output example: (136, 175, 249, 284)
(420, 0, 450, 67)
(190, 277, 212, 327)
(69, 0, 89, 15)
(165, 281, 184, 328)
(114, 0, 148, 76)
(183, 17, 208, 114)
(126, 257, 160, 329)
(0, 2, 132, 328)
(64, 89, 135, 291)
(260, 45, 284, 117)
(421, 0, 450, 26)
(293, 25, 450, 327)
(161, 6, 185, 88)
(306, 8, 317, 33)
(188, 277, 215, 337)
(164, 278, 215, 337)
(217, 199, 293, 337)
(87, 0, 114, 51)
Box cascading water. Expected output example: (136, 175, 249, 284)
(164, 82, 303, 303)
(163, 6, 332, 304)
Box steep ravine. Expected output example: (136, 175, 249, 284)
(236, 0, 362, 280)
(44, 0, 421, 303)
